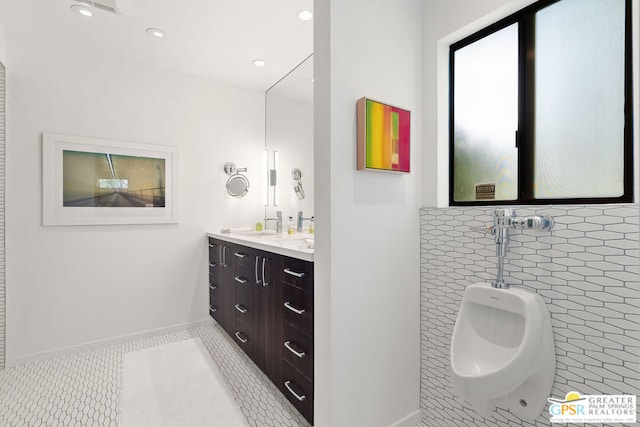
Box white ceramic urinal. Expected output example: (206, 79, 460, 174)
(450, 282, 555, 420)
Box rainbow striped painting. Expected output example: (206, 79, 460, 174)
(357, 97, 410, 172)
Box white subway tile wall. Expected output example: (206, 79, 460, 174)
(0, 60, 5, 370)
(420, 205, 639, 426)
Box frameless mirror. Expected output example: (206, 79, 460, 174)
(264, 54, 314, 220)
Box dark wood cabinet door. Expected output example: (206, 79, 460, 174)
(261, 252, 282, 385)
(208, 238, 235, 336)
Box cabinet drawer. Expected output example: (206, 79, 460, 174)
(209, 298, 220, 323)
(283, 322, 313, 381)
(282, 284, 313, 333)
(233, 248, 253, 271)
(283, 360, 313, 424)
(209, 292, 218, 309)
(281, 259, 313, 291)
(208, 239, 218, 264)
(208, 281, 219, 299)
(234, 318, 253, 350)
(233, 301, 253, 324)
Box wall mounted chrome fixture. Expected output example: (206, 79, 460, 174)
(291, 168, 305, 200)
(489, 208, 554, 289)
(224, 162, 250, 198)
(264, 150, 279, 206)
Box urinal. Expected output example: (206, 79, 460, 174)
(450, 282, 555, 420)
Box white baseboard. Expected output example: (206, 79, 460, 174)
(389, 409, 423, 427)
(6, 318, 214, 367)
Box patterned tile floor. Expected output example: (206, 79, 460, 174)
(0, 323, 311, 427)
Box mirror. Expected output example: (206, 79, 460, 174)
(224, 162, 250, 198)
(226, 175, 249, 197)
(264, 54, 314, 222)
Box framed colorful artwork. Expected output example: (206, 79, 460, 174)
(42, 132, 178, 226)
(356, 97, 411, 173)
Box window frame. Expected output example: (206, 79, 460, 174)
(448, 0, 634, 206)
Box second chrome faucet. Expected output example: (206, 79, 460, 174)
(264, 211, 282, 233)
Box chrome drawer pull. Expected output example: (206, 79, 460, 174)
(262, 257, 269, 287)
(284, 301, 305, 315)
(255, 256, 261, 284)
(284, 381, 306, 401)
(234, 276, 247, 284)
(209, 284, 217, 290)
(208, 243, 215, 248)
(234, 332, 248, 343)
(284, 268, 305, 278)
(235, 304, 248, 314)
(209, 262, 216, 268)
(234, 252, 248, 258)
(209, 305, 217, 313)
(284, 341, 306, 358)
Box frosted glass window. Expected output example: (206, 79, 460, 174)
(534, 0, 626, 198)
(449, 0, 631, 205)
(452, 24, 519, 202)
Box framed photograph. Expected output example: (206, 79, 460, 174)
(42, 133, 178, 226)
(356, 97, 411, 173)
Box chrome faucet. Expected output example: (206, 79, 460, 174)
(490, 208, 554, 289)
(296, 211, 314, 232)
(265, 211, 282, 233)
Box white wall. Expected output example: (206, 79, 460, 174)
(315, 0, 422, 426)
(0, 20, 6, 64)
(5, 35, 265, 364)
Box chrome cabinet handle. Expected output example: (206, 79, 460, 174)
(284, 301, 305, 315)
(208, 284, 217, 290)
(235, 332, 248, 343)
(208, 243, 214, 248)
(284, 268, 305, 278)
(234, 304, 248, 314)
(208, 262, 216, 268)
(262, 257, 269, 287)
(255, 256, 261, 284)
(284, 341, 306, 358)
(234, 276, 247, 284)
(220, 245, 229, 267)
(234, 252, 248, 258)
(284, 381, 306, 401)
(209, 305, 217, 313)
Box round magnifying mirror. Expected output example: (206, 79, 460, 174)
(226, 174, 249, 197)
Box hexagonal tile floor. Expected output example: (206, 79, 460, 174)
(0, 323, 311, 427)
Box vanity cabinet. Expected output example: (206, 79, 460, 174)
(230, 246, 277, 373)
(279, 256, 314, 423)
(208, 238, 235, 336)
(206, 236, 314, 425)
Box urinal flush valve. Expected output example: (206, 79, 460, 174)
(490, 208, 554, 289)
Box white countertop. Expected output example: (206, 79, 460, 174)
(207, 230, 314, 262)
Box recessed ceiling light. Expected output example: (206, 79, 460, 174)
(252, 59, 267, 68)
(146, 28, 165, 38)
(70, 4, 93, 17)
(298, 9, 313, 21)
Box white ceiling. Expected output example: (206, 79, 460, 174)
(0, 0, 314, 92)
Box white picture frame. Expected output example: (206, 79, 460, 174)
(42, 132, 178, 226)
